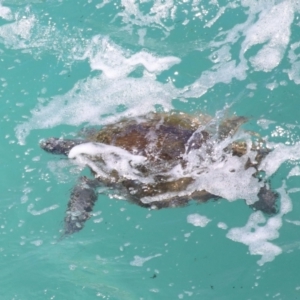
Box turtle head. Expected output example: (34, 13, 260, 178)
(40, 137, 84, 156)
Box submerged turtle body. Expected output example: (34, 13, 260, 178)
(40, 111, 277, 236)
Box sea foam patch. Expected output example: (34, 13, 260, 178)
(80, 35, 181, 78)
(14, 33, 181, 144)
(8, 1, 300, 145)
(187, 214, 211, 228)
(0, 14, 35, 49)
(0, 2, 12, 20)
(242, 1, 294, 72)
(286, 42, 300, 84)
(288, 166, 300, 178)
(227, 184, 293, 266)
(68, 142, 150, 183)
(130, 254, 162, 267)
(1, 1, 298, 96)
(259, 142, 300, 177)
(184, 1, 298, 98)
(15, 74, 177, 145)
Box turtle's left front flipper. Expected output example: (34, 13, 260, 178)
(63, 176, 100, 237)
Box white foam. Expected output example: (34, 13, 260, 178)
(288, 166, 300, 178)
(259, 142, 300, 177)
(47, 160, 80, 183)
(204, 5, 226, 28)
(288, 188, 300, 194)
(286, 41, 300, 84)
(30, 240, 43, 247)
(137, 28, 147, 46)
(15, 75, 176, 144)
(187, 214, 211, 227)
(115, 0, 176, 33)
(182, 60, 246, 99)
(182, 1, 298, 100)
(9, 1, 300, 146)
(217, 222, 228, 230)
(130, 254, 162, 267)
(69, 142, 146, 164)
(20, 187, 32, 204)
(166, 133, 262, 205)
(0, 15, 35, 49)
(69, 142, 150, 183)
(246, 83, 257, 90)
(27, 203, 59, 216)
(242, 1, 294, 72)
(227, 184, 293, 266)
(285, 219, 300, 226)
(1, 1, 298, 92)
(257, 119, 275, 130)
(266, 82, 278, 91)
(188, 155, 260, 205)
(14, 33, 181, 144)
(80, 35, 180, 78)
(0, 2, 13, 20)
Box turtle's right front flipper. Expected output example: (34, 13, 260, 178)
(62, 176, 100, 237)
(40, 137, 85, 156)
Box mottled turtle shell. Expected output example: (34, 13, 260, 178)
(72, 112, 255, 207)
(86, 112, 209, 161)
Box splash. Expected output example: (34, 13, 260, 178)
(227, 184, 293, 266)
(0, 2, 12, 20)
(130, 254, 162, 267)
(184, 1, 298, 98)
(5, 1, 299, 143)
(259, 142, 300, 177)
(187, 214, 211, 227)
(79, 35, 181, 78)
(15, 75, 178, 145)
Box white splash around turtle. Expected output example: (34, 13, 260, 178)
(227, 184, 293, 266)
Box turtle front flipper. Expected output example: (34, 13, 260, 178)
(40, 137, 85, 156)
(62, 176, 100, 237)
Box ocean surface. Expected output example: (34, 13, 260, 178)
(1, 0, 300, 299)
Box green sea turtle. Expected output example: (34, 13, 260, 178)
(40, 111, 277, 237)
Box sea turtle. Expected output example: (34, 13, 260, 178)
(40, 111, 277, 237)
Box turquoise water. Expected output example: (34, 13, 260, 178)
(1, 0, 300, 299)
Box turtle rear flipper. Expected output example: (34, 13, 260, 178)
(250, 185, 278, 214)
